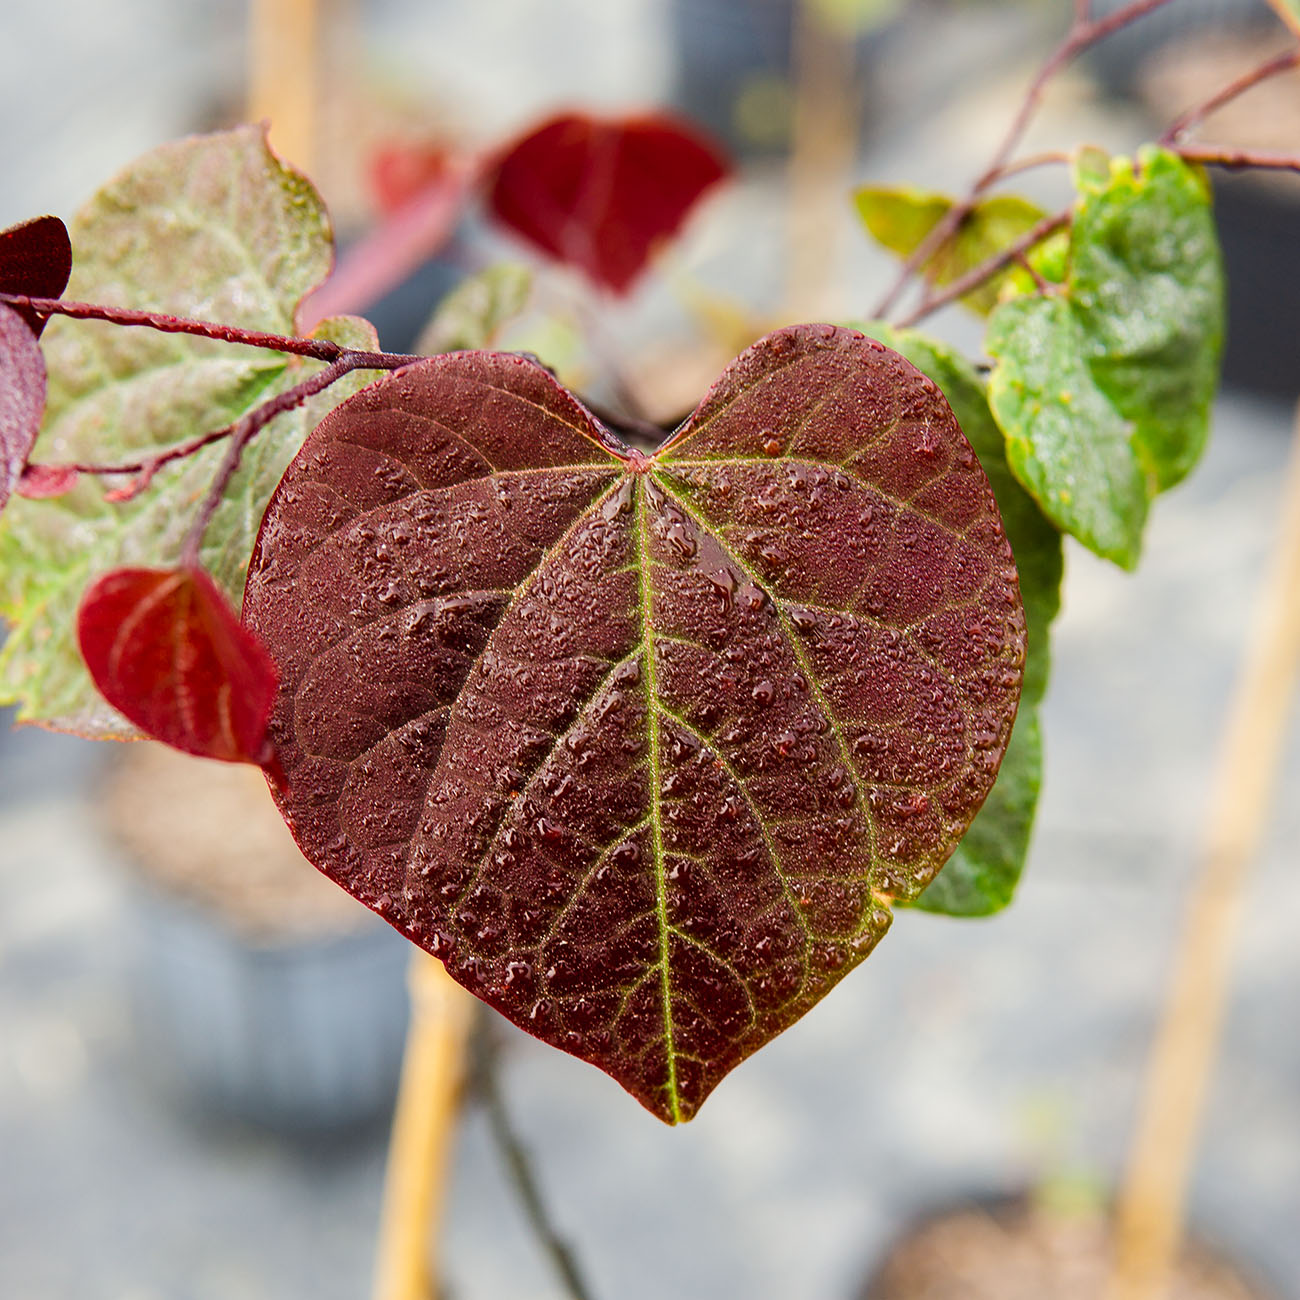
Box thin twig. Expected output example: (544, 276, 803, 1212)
(896, 209, 1070, 328)
(0, 292, 423, 369)
(1161, 46, 1300, 144)
(1014, 250, 1053, 295)
(869, 0, 1175, 321)
(472, 1022, 596, 1300)
(1175, 143, 1300, 175)
(178, 355, 358, 565)
(989, 149, 1074, 183)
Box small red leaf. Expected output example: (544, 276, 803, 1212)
(0, 302, 48, 512)
(16, 462, 79, 499)
(0, 214, 72, 338)
(78, 566, 281, 771)
(487, 111, 729, 294)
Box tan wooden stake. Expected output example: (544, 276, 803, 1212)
(371, 952, 477, 1300)
(1107, 404, 1300, 1300)
(786, 0, 860, 319)
(247, 0, 322, 174)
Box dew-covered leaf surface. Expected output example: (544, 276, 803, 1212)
(78, 566, 280, 769)
(0, 304, 48, 513)
(864, 323, 1061, 915)
(245, 324, 1026, 1121)
(487, 111, 729, 295)
(0, 214, 72, 338)
(0, 127, 376, 736)
(987, 146, 1223, 569)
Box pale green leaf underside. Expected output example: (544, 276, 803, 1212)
(0, 126, 376, 736)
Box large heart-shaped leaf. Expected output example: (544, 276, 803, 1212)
(244, 324, 1026, 1122)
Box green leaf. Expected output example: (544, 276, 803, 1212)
(0, 126, 377, 737)
(987, 295, 1148, 569)
(415, 263, 534, 355)
(853, 186, 1046, 315)
(986, 146, 1224, 569)
(1071, 146, 1224, 490)
(862, 322, 1063, 915)
(1002, 227, 1070, 298)
(916, 711, 1042, 915)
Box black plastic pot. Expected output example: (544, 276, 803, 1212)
(127, 885, 411, 1134)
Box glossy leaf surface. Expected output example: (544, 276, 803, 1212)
(78, 566, 279, 769)
(245, 324, 1026, 1121)
(987, 146, 1224, 568)
(866, 323, 1062, 915)
(0, 214, 72, 337)
(0, 304, 48, 513)
(487, 112, 729, 294)
(853, 187, 1045, 315)
(0, 127, 378, 736)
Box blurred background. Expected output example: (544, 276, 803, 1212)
(1, 1, 1299, 1297)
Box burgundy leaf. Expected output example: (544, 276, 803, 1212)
(0, 302, 48, 512)
(0, 214, 72, 337)
(16, 463, 79, 499)
(78, 566, 281, 772)
(244, 325, 1025, 1122)
(487, 111, 729, 294)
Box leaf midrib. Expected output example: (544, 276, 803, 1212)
(633, 473, 683, 1123)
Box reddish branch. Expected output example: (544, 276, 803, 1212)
(0, 292, 422, 370)
(1174, 144, 1300, 175)
(178, 355, 358, 565)
(1160, 46, 1300, 144)
(0, 292, 434, 556)
(870, 0, 1176, 320)
(896, 209, 1070, 328)
(5, 293, 427, 488)
(989, 150, 1074, 182)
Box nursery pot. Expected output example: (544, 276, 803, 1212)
(859, 1193, 1279, 1300)
(103, 743, 412, 1134)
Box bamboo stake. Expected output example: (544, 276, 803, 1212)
(786, 0, 860, 319)
(371, 952, 477, 1300)
(1107, 405, 1300, 1300)
(247, 0, 322, 174)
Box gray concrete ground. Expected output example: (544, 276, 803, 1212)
(2, 4, 1299, 1299)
